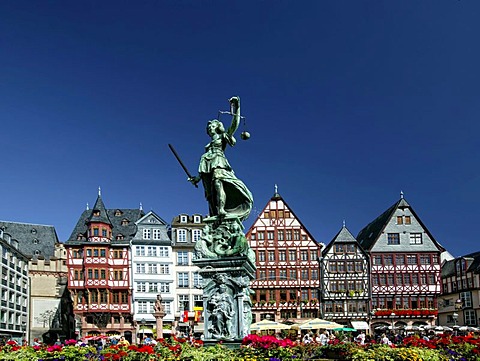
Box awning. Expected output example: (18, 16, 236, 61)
(351, 321, 369, 330)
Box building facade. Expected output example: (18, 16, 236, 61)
(0, 221, 73, 343)
(320, 225, 370, 331)
(246, 189, 323, 323)
(65, 192, 144, 342)
(0, 230, 29, 343)
(170, 214, 204, 336)
(131, 211, 174, 340)
(357, 195, 444, 330)
(439, 253, 480, 328)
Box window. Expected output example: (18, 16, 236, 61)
(334, 244, 344, 254)
(387, 233, 400, 245)
(93, 228, 99, 236)
(301, 269, 308, 280)
(193, 215, 201, 223)
(279, 269, 287, 280)
(460, 291, 473, 308)
(310, 250, 317, 261)
(143, 229, 151, 239)
(373, 256, 382, 265)
(178, 295, 189, 311)
(193, 273, 202, 287)
(148, 264, 157, 274)
(159, 283, 170, 293)
(102, 229, 107, 237)
(192, 229, 202, 242)
(257, 232, 265, 240)
(395, 255, 404, 265)
(138, 301, 148, 313)
(268, 251, 275, 262)
(300, 250, 308, 261)
(177, 251, 189, 265)
(420, 255, 430, 265)
(279, 251, 286, 261)
(159, 264, 170, 274)
(177, 229, 187, 242)
(285, 230, 292, 240)
(136, 246, 145, 256)
(162, 301, 172, 314)
(397, 216, 403, 224)
(278, 231, 284, 241)
(149, 283, 158, 293)
(268, 270, 276, 280)
(153, 229, 162, 240)
(346, 244, 356, 253)
(158, 247, 169, 257)
(384, 256, 393, 266)
(147, 246, 157, 257)
(410, 233, 423, 244)
(178, 273, 189, 288)
(405, 216, 411, 224)
(465, 309, 477, 326)
(407, 255, 417, 265)
(293, 230, 300, 240)
(137, 282, 146, 292)
(311, 269, 318, 279)
(180, 215, 187, 223)
(136, 263, 146, 273)
(258, 251, 265, 262)
(288, 250, 296, 261)
(267, 231, 274, 240)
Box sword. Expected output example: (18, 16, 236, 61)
(168, 144, 198, 188)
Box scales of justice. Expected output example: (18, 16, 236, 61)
(169, 96, 256, 344)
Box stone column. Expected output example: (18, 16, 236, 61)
(152, 294, 166, 339)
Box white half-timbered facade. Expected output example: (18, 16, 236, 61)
(321, 225, 370, 329)
(246, 188, 323, 323)
(357, 195, 444, 330)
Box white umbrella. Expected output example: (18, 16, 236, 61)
(299, 318, 343, 330)
(250, 319, 291, 331)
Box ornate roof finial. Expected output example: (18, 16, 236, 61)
(274, 184, 278, 194)
(139, 202, 143, 211)
(343, 219, 346, 228)
(86, 202, 89, 210)
(400, 190, 404, 199)
(98, 186, 102, 196)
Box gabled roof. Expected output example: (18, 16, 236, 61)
(66, 197, 144, 245)
(87, 194, 112, 226)
(322, 225, 368, 258)
(356, 196, 445, 252)
(0, 221, 58, 259)
(442, 251, 480, 278)
(246, 187, 320, 247)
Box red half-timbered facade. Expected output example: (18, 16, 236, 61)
(246, 188, 323, 323)
(65, 192, 144, 342)
(357, 195, 444, 330)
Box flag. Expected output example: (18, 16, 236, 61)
(183, 310, 189, 323)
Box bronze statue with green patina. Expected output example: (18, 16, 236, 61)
(188, 96, 253, 221)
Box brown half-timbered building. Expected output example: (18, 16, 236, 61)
(246, 187, 323, 323)
(321, 224, 370, 331)
(357, 194, 444, 331)
(65, 191, 144, 342)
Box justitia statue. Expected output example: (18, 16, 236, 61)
(170, 96, 255, 343)
(188, 96, 253, 221)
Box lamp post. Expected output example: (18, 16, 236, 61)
(140, 318, 146, 344)
(390, 312, 396, 334)
(21, 322, 26, 344)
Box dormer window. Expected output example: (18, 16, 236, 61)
(193, 215, 201, 223)
(180, 215, 187, 223)
(116, 234, 124, 240)
(33, 239, 39, 244)
(34, 250, 41, 256)
(93, 228, 99, 236)
(31, 229, 37, 234)
(121, 219, 129, 226)
(114, 210, 123, 217)
(93, 210, 100, 217)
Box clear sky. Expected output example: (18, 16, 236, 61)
(0, 1, 479, 257)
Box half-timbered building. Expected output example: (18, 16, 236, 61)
(439, 253, 480, 328)
(65, 191, 144, 342)
(357, 194, 444, 330)
(246, 187, 323, 323)
(320, 224, 370, 331)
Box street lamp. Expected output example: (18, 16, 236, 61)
(140, 318, 146, 344)
(390, 312, 396, 334)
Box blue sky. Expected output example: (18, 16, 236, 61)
(0, 1, 479, 256)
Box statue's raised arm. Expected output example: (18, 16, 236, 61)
(226, 96, 240, 137)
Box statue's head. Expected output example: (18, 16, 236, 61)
(207, 119, 225, 136)
(219, 284, 228, 292)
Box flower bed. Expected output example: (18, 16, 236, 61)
(1, 334, 480, 360)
